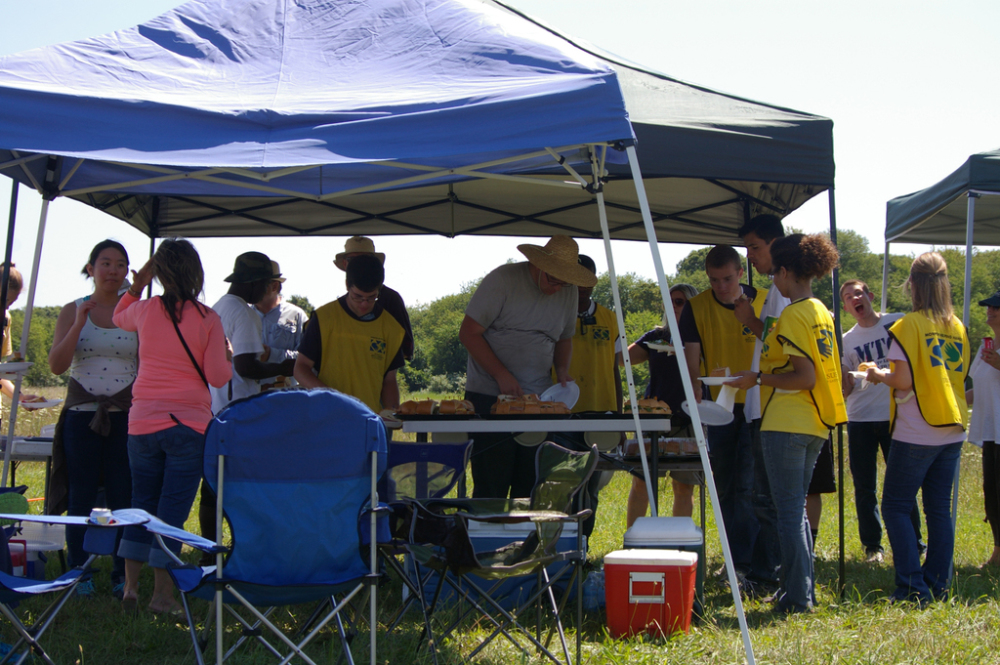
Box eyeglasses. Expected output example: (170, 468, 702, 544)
(348, 289, 380, 305)
(672, 297, 687, 307)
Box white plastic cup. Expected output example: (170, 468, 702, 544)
(715, 384, 737, 413)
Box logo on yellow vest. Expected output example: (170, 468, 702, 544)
(370, 338, 387, 357)
(926, 336, 963, 372)
(817, 329, 834, 359)
(591, 327, 610, 342)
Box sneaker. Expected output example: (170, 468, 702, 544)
(112, 581, 126, 600)
(864, 549, 885, 564)
(74, 579, 96, 598)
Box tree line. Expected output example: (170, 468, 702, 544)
(8, 230, 1000, 390)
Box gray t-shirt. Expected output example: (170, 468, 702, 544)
(464, 262, 577, 396)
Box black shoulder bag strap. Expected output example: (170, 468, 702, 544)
(171, 317, 210, 389)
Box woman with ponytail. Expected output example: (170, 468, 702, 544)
(867, 252, 969, 605)
(112, 239, 232, 614)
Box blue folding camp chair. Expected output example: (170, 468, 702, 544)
(0, 510, 150, 665)
(143, 389, 387, 665)
(378, 439, 471, 659)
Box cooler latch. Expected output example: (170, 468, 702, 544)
(629, 571, 665, 604)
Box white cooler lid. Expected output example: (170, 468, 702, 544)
(604, 549, 697, 567)
(624, 516, 703, 547)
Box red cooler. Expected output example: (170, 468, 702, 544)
(604, 549, 697, 638)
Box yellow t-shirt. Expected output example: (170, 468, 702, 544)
(760, 298, 847, 438)
(559, 303, 619, 413)
(314, 301, 405, 413)
(687, 287, 763, 403)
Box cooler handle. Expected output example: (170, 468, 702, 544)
(629, 571, 665, 604)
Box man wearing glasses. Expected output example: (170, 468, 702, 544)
(294, 254, 405, 413)
(460, 235, 598, 499)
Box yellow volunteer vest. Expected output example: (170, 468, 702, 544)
(887, 312, 969, 431)
(760, 298, 847, 437)
(689, 287, 763, 402)
(314, 300, 405, 413)
(558, 303, 619, 413)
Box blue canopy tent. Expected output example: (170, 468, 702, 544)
(0, 1, 838, 659)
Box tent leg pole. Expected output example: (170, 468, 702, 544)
(625, 145, 755, 665)
(1, 182, 17, 353)
(881, 243, 890, 313)
(829, 188, 846, 599)
(952, 194, 977, 534)
(591, 160, 655, 515)
(2, 197, 50, 487)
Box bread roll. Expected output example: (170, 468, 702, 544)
(396, 400, 419, 415)
(858, 361, 877, 372)
(710, 367, 731, 377)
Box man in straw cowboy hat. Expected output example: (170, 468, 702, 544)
(335, 236, 414, 361)
(459, 234, 598, 499)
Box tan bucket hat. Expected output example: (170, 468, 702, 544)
(335, 236, 386, 271)
(517, 235, 597, 287)
(269, 260, 286, 283)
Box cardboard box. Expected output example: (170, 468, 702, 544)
(605, 549, 697, 638)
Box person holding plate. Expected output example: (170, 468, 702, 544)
(727, 233, 845, 614)
(460, 235, 596, 499)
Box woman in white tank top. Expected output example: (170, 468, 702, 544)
(48, 240, 137, 598)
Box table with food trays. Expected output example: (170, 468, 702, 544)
(397, 414, 706, 519)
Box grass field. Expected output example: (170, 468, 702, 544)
(3, 388, 1000, 663)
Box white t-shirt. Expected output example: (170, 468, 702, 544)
(210, 293, 264, 414)
(969, 341, 1000, 446)
(744, 281, 790, 421)
(841, 312, 903, 422)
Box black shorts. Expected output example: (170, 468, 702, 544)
(808, 436, 837, 494)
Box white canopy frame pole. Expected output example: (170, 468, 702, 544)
(880, 242, 891, 313)
(951, 193, 977, 531)
(625, 146, 755, 665)
(589, 152, 656, 514)
(1, 198, 50, 486)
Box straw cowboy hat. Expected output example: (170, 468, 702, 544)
(335, 236, 385, 271)
(517, 235, 597, 287)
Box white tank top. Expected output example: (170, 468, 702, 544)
(69, 297, 138, 400)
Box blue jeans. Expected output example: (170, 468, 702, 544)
(848, 421, 923, 552)
(760, 430, 825, 613)
(118, 425, 205, 569)
(707, 404, 757, 573)
(882, 440, 961, 602)
(748, 419, 780, 585)
(63, 410, 132, 580)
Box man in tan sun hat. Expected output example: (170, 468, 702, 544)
(459, 234, 598, 499)
(335, 236, 413, 361)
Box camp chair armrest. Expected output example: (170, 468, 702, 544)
(140, 514, 221, 552)
(457, 510, 574, 524)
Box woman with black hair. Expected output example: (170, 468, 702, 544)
(49, 240, 137, 598)
(728, 233, 846, 613)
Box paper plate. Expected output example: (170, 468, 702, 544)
(699, 376, 736, 386)
(540, 381, 580, 409)
(646, 342, 675, 353)
(682, 400, 735, 426)
(21, 399, 63, 411)
(0, 361, 33, 376)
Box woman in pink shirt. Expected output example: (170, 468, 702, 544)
(112, 239, 232, 615)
